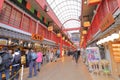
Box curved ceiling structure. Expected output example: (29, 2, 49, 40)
(46, 0, 82, 35)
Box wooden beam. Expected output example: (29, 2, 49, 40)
(63, 27, 81, 31)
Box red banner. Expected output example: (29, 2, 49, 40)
(100, 13, 115, 32)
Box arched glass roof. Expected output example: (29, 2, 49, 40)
(46, 0, 82, 34)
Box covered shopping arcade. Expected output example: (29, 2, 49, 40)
(0, 0, 120, 80)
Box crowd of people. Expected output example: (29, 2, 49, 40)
(0, 47, 61, 80)
(0, 47, 21, 80)
(0, 46, 81, 80)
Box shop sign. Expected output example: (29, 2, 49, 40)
(31, 34, 44, 41)
(86, 47, 101, 62)
(82, 30, 87, 34)
(83, 21, 91, 27)
(100, 13, 115, 32)
(0, 39, 7, 45)
(48, 26, 53, 31)
(112, 43, 120, 62)
(87, 0, 101, 5)
(57, 33, 61, 37)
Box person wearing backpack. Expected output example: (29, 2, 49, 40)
(11, 48, 21, 80)
(0, 47, 13, 80)
(27, 48, 37, 78)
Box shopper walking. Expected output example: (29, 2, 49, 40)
(74, 50, 81, 63)
(50, 50, 54, 62)
(27, 48, 37, 78)
(36, 51, 43, 72)
(56, 48, 60, 58)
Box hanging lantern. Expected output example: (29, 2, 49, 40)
(65, 39, 68, 42)
(48, 26, 53, 31)
(83, 21, 91, 27)
(57, 32, 61, 37)
(62, 36, 65, 40)
(81, 36, 84, 39)
(82, 30, 87, 34)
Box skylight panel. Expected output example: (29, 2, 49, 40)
(46, 0, 82, 35)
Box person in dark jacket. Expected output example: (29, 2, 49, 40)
(11, 48, 21, 80)
(0, 47, 13, 80)
(74, 50, 81, 63)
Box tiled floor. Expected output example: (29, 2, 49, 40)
(22, 56, 92, 80)
(21, 56, 115, 80)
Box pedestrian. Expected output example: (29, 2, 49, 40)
(27, 48, 37, 78)
(56, 48, 60, 58)
(46, 50, 49, 62)
(74, 50, 81, 63)
(25, 49, 29, 67)
(36, 50, 43, 72)
(0, 47, 13, 80)
(11, 48, 21, 80)
(50, 50, 54, 62)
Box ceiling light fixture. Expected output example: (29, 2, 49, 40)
(84, 1, 87, 5)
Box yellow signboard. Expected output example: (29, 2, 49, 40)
(31, 34, 44, 41)
(83, 21, 91, 27)
(0, 39, 7, 45)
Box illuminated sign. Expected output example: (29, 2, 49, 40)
(83, 21, 91, 27)
(31, 34, 44, 41)
(57, 33, 61, 37)
(82, 30, 87, 34)
(0, 39, 7, 45)
(48, 26, 53, 31)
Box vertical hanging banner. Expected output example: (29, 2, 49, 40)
(40, 16, 43, 21)
(18, 0, 22, 3)
(87, 0, 101, 5)
(26, 2, 31, 10)
(37, 12, 40, 18)
(30, 6, 34, 13)
(44, 17, 46, 23)
(100, 13, 115, 32)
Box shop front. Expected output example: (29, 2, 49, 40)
(0, 27, 35, 50)
(96, 14, 120, 79)
(107, 30, 120, 79)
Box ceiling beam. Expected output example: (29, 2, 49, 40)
(63, 27, 81, 31)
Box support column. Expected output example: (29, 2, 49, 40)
(36, 21, 39, 34)
(20, 13, 24, 29)
(0, 0, 4, 11)
(60, 36, 63, 57)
